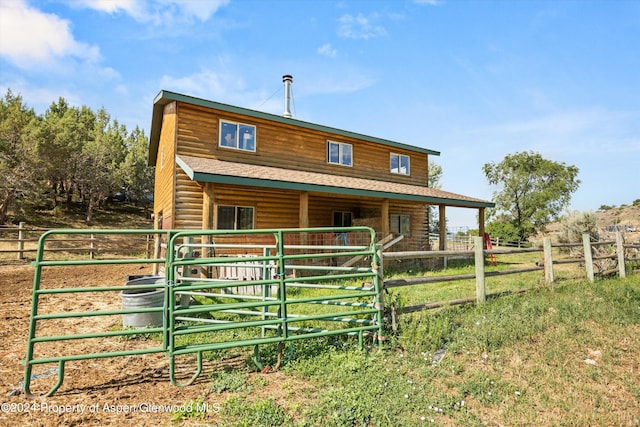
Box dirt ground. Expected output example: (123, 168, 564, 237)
(0, 262, 290, 426)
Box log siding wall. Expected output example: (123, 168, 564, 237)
(174, 103, 429, 186)
(154, 102, 177, 229)
(154, 100, 432, 250)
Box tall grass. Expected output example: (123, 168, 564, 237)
(191, 274, 640, 426)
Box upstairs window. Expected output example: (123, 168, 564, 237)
(328, 141, 352, 167)
(217, 205, 255, 230)
(219, 120, 256, 152)
(390, 153, 410, 175)
(390, 214, 411, 236)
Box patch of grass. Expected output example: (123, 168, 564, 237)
(218, 396, 290, 427)
(170, 396, 211, 423)
(209, 369, 251, 394)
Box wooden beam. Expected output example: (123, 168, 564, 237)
(201, 183, 215, 278)
(299, 191, 309, 229)
(381, 199, 390, 237)
(339, 234, 402, 269)
(478, 207, 486, 239)
(300, 191, 309, 247)
(438, 205, 446, 251)
(202, 182, 214, 230)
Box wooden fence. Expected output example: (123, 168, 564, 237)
(382, 233, 639, 319)
(0, 222, 153, 260)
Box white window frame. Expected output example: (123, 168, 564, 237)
(217, 205, 255, 230)
(390, 153, 410, 175)
(327, 140, 353, 167)
(219, 120, 256, 152)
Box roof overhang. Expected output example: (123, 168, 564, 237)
(149, 90, 441, 166)
(176, 155, 494, 209)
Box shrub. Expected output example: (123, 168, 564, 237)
(557, 210, 598, 254)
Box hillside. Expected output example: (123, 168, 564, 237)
(596, 204, 640, 231)
(540, 203, 640, 241)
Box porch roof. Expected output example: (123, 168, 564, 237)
(177, 155, 494, 209)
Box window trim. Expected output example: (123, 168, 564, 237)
(216, 205, 255, 230)
(390, 153, 410, 175)
(327, 140, 353, 167)
(219, 119, 257, 152)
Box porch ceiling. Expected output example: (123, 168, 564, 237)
(176, 155, 494, 209)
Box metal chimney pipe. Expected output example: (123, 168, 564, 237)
(282, 74, 293, 118)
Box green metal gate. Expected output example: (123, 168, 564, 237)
(21, 227, 383, 396)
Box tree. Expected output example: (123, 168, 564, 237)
(122, 126, 154, 213)
(36, 98, 96, 209)
(483, 151, 580, 241)
(77, 109, 128, 224)
(427, 162, 443, 235)
(0, 90, 41, 224)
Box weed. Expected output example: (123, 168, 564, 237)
(209, 369, 250, 394)
(170, 396, 211, 422)
(220, 396, 290, 427)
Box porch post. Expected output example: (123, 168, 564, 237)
(299, 191, 309, 229)
(299, 191, 309, 248)
(478, 207, 486, 239)
(202, 183, 214, 230)
(438, 205, 446, 251)
(201, 183, 215, 278)
(381, 199, 390, 237)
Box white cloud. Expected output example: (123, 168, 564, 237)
(73, 0, 229, 24)
(77, 0, 147, 20)
(159, 68, 258, 105)
(0, 0, 100, 69)
(318, 43, 337, 58)
(338, 13, 387, 39)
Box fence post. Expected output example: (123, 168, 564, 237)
(543, 237, 554, 286)
(17, 221, 25, 260)
(616, 232, 626, 279)
(375, 245, 385, 313)
(153, 235, 162, 275)
(89, 233, 95, 260)
(473, 236, 486, 304)
(179, 236, 193, 307)
(375, 245, 388, 339)
(582, 233, 594, 283)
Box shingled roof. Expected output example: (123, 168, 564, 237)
(177, 155, 494, 208)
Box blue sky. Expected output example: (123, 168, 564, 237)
(1, 0, 638, 228)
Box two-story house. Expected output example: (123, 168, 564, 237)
(148, 85, 493, 252)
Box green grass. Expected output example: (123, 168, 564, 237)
(171, 273, 640, 426)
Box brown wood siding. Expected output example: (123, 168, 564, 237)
(173, 103, 430, 187)
(153, 102, 177, 228)
(213, 185, 300, 230)
(389, 202, 428, 251)
(159, 101, 431, 251)
(174, 168, 203, 229)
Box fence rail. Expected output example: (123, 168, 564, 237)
(0, 222, 153, 260)
(383, 232, 638, 319)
